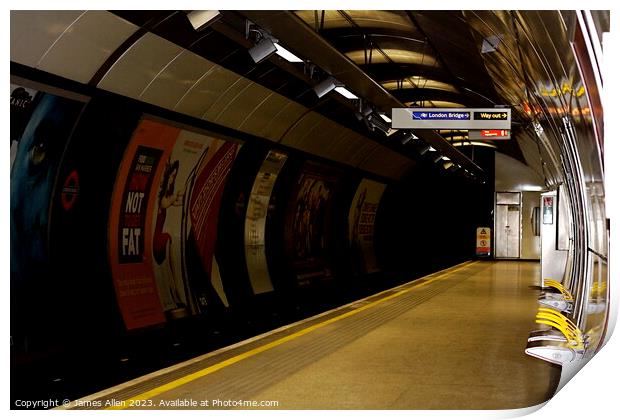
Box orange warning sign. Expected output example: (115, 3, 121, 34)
(476, 227, 491, 256)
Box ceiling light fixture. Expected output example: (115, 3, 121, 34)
(400, 132, 415, 145)
(334, 86, 358, 99)
(274, 44, 303, 63)
(248, 37, 278, 63)
(379, 113, 392, 123)
(314, 76, 339, 98)
(417, 144, 431, 155)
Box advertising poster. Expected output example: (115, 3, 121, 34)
(109, 119, 179, 330)
(284, 162, 339, 287)
(10, 92, 83, 284)
(150, 129, 210, 318)
(110, 118, 241, 328)
(187, 140, 239, 312)
(348, 179, 386, 275)
(10, 84, 39, 169)
(10, 90, 83, 345)
(245, 150, 288, 294)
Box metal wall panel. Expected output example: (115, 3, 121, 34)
(357, 145, 415, 179)
(36, 11, 138, 84)
(202, 77, 252, 121)
(174, 66, 238, 118)
(340, 135, 382, 168)
(10, 10, 85, 67)
(289, 118, 348, 158)
(11, 11, 417, 181)
(140, 50, 213, 110)
(280, 111, 323, 146)
(98, 32, 183, 99)
(238, 92, 286, 134)
(259, 101, 307, 142)
(214, 82, 273, 130)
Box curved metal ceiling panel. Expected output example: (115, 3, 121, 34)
(279, 111, 323, 147)
(294, 10, 413, 31)
(37, 11, 138, 84)
(357, 144, 415, 179)
(202, 76, 253, 121)
(10, 10, 85, 67)
(514, 130, 545, 180)
(213, 82, 273, 129)
(174, 65, 238, 118)
(140, 49, 213, 109)
(11, 10, 417, 180)
(98, 32, 183, 98)
(325, 131, 380, 168)
(294, 118, 349, 158)
(258, 100, 308, 142)
(238, 92, 287, 135)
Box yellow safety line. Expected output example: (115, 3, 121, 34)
(105, 261, 477, 410)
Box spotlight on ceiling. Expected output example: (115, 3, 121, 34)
(400, 132, 415, 145)
(186, 10, 221, 31)
(248, 37, 278, 63)
(433, 154, 443, 163)
(313, 77, 339, 98)
(417, 143, 431, 155)
(367, 113, 392, 136)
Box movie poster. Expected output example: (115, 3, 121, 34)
(10, 90, 84, 347)
(10, 91, 83, 286)
(110, 118, 240, 328)
(245, 150, 288, 294)
(10, 84, 39, 169)
(284, 162, 339, 287)
(348, 179, 386, 275)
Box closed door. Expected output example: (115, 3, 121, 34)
(495, 204, 521, 258)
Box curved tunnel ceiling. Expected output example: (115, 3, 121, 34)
(10, 9, 605, 185)
(289, 9, 526, 165)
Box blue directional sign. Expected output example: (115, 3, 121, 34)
(412, 111, 470, 121)
(392, 107, 511, 129)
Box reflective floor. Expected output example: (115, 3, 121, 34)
(70, 260, 560, 410)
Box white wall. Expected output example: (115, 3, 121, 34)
(495, 152, 545, 260)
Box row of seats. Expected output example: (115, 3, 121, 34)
(525, 279, 585, 365)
